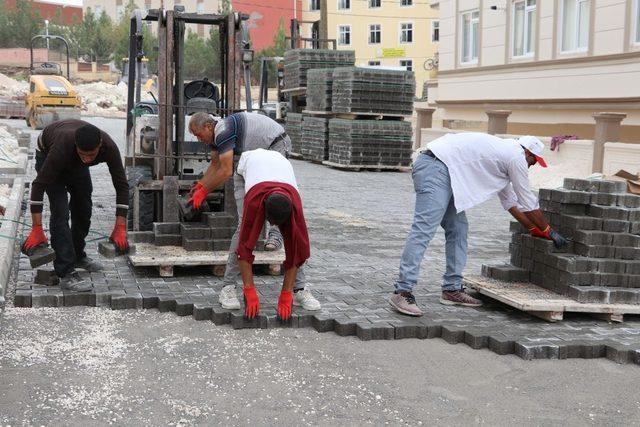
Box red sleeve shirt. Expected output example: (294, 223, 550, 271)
(236, 181, 310, 270)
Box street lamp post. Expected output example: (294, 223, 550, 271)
(44, 19, 50, 62)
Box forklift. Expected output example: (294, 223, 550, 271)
(25, 35, 81, 129)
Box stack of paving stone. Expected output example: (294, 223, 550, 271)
(327, 119, 413, 167)
(305, 69, 334, 112)
(283, 49, 355, 90)
(284, 113, 303, 155)
(331, 67, 415, 116)
(483, 178, 640, 304)
(129, 213, 252, 252)
(300, 116, 330, 162)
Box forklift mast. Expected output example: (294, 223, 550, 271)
(125, 7, 250, 179)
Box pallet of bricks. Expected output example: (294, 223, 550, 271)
(283, 49, 355, 158)
(303, 66, 415, 171)
(472, 178, 640, 322)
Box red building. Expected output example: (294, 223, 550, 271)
(5, 0, 83, 25)
(232, 0, 301, 52)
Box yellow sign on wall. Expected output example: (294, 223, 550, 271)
(381, 48, 406, 58)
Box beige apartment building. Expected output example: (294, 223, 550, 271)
(83, 0, 220, 37)
(302, 0, 440, 98)
(436, 0, 640, 141)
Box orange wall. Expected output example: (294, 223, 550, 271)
(232, 0, 301, 52)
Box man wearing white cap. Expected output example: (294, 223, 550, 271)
(390, 132, 568, 317)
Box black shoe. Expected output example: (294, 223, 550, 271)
(59, 271, 92, 292)
(74, 256, 103, 272)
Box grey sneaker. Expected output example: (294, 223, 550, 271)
(264, 228, 283, 251)
(440, 290, 483, 307)
(389, 292, 423, 317)
(74, 256, 103, 272)
(293, 287, 321, 311)
(59, 271, 92, 292)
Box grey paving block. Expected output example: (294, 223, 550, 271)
(175, 299, 194, 316)
(615, 247, 640, 260)
(157, 295, 177, 312)
(515, 342, 560, 360)
(34, 268, 58, 286)
(550, 189, 591, 204)
(28, 246, 56, 268)
(334, 318, 357, 336)
(606, 344, 635, 364)
(111, 293, 142, 310)
(153, 222, 181, 235)
(356, 322, 395, 341)
(441, 326, 465, 344)
(31, 291, 63, 307)
(155, 234, 182, 246)
(141, 292, 159, 309)
(464, 330, 489, 349)
(603, 219, 630, 233)
(488, 336, 515, 355)
(192, 303, 213, 321)
(211, 307, 232, 325)
(63, 292, 92, 306)
(183, 239, 214, 252)
(180, 224, 211, 239)
(128, 231, 155, 243)
(312, 314, 335, 332)
(590, 193, 619, 206)
(14, 290, 32, 307)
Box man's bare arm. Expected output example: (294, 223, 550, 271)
(239, 259, 254, 288)
(523, 209, 549, 231)
(200, 151, 233, 192)
(282, 266, 298, 293)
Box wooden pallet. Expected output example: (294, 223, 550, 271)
(465, 275, 640, 323)
(302, 109, 408, 121)
(302, 110, 336, 117)
(322, 160, 410, 173)
(281, 87, 307, 96)
(288, 152, 304, 160)
(128, 243, 285, 277)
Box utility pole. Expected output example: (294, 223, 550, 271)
(44, 19, 50, 62)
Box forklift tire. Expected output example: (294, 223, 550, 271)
(127, 165, 154, 231)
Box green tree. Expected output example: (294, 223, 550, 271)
(251, 19, 287, 86)
(0, 0, 43, 48)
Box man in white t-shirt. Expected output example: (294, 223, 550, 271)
(390, 133, 568, 317)
(234, 149, 314, 320)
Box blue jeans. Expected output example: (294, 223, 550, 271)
(395, 153, 468, 293)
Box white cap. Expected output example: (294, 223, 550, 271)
(518, 135, 547, 168)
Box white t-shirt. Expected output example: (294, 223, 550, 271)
(236, 148, 298, 193)
(427, 132, 539, 213)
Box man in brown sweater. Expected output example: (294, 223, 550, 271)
(21, 120, 129, 291)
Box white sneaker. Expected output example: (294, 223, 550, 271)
(293, 288, 321, 311)
(219, 285, 241, 310)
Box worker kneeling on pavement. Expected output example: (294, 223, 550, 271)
(187, 112, 320, 312)
(22, 120, 129, 291)
(390, 133, 568, 317)
(232, 148, 310, 320)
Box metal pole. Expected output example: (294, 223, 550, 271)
(45, 20, 49, 62)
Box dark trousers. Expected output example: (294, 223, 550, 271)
(35, 150, 93, 277)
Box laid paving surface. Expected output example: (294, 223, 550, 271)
(7, 118, 640, 365)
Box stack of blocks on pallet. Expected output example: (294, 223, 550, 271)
(327, 119, 413, 167)
(284, 112, 303, 155)
(283, 49, 355, 90)
(331, 67, 415, 116)
(482, 178, 640, 304)
(128, 212, 264, 252)
(301, 116, 330, 162)
(306, 69, 334, 112)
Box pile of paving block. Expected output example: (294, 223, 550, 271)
(283, 49, 355, 90)
(305, 69, 334, 112)
(331, 67, 415, 116)
(327, 119, 413, 167)
(128, 212, 254, 252)
(300, 116, 330, 162)
(483, 178, 640, 304)
(284, 112, 303, 155)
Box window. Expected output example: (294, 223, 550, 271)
(196, 1, 205, 13)
(400, 60, 413, 71)
(338, 0, 350, 10)
(368, 60, 381, 66)
(338, 25, 351, 45)
(401, 0, 413, 5)
(400, 23, 413, 43)
(310, 0, 321, 11)
(460, 10, 479, 64)
(635, 0, 640, 43)
(512, 0, 536, 57)
(93, 5, 104, 16)
(369, 0, 381, 7)
(369, 24, 381, 44)
(561, 0, 589, 52)
(431, 20, 440, 42)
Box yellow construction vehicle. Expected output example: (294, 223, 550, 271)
(25, 35, 81, 129)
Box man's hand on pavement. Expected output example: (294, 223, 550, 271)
(21, 224, 48, 254)
(110, 221, 129, 253)
(187, 182, 208, 211)
(277, 290, 293, 321)
(243, 286, 260, 319)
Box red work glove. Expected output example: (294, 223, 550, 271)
(243, 286, 260, 319)
(21, 224, 48, 254)
(187, 182, 208, 211)
(529, 226, 547, 238)
(277, 290, 294, 321)
(109, 222, 129, 253)
(188, 181, 200, 197)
